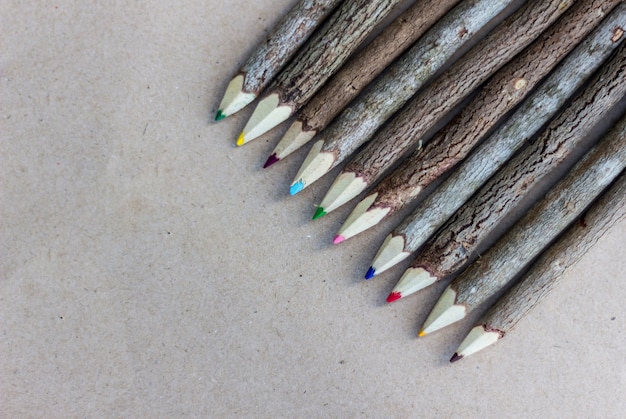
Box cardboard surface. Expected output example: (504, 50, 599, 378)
(2, 1, 625, 416)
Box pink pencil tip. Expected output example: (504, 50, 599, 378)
(332, 235, 346, 245)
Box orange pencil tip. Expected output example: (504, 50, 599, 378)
(418, 329, 426, 337)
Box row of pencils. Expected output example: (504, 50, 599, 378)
(215, 0, 626, 362)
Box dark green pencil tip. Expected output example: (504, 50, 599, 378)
(215, 110, 226, 121)
(312, 207, 327, 220)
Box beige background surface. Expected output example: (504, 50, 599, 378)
(2, 0, 625, 417)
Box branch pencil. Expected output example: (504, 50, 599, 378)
(452, 172, 626, 362)
(390, 42, 626, 303)
(366, 9, 626, 279)
(419, 112, 626, 336)
(215, 0, 343, 120)
(322, 0, 577, 221)
(329, 0, 621, 234)
(237, 0, 403, 145)
(264, 0, 461, 167)
(288, 0, 517, 194)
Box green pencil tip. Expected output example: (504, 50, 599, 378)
(215, 110, 226, 121)
(312, 207, 327, 220)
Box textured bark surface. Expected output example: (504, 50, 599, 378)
(450, 111, 626, 313)
(482, 170, 626, 334)
(344, 0, 577, 185)
(240, 0, 343, 95)
(297, 0, 461, 133)
(417, 44, 626, 282)
(392, 13, 626, 256)
(315, 0, 515, 166)
(268, 0, 402, 110)
(368, 0, 622, 214)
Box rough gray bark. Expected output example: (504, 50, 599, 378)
(480, 170, 626, 336)
(268, 0, 403, 110)
(239, 0, 343, 95)
(315, 0, 516, 163)
(391, 15, 626, 258)
(343, 0, 578, 185)
(297, 0, 461, 134)
(412, 42, 626, 283)
(365, 0, 622, 214)
(449, 112, 626, 315)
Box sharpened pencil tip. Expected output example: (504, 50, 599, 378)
(364, 266, 375, 280)
(263, 153, 280, 168)
(290, 180, 304, 195)
(312, 207, 326, 220)
(386, 291, 401, 303)
(236, 132, 245, 147)
(450, 353, 463, 363)
(418, 329, 426, 337)
(332, 235, 345, 245)
(215, 110, 226, 121)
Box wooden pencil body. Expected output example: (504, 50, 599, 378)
(447, 113, 626, 319)
(314, 0, 515, 166)
(392, 13, 626, 258)
(297, 0, 461, 135)
(367, 0, 621, 214)
(269, 0, 402, 111)
(239, 0, 342, 96)
(481, 171, 626, 336)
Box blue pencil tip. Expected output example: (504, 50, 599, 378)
(364, 266, 376, 280)
(290, 180, 304, 195)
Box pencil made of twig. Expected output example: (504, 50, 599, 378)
(419, 112, 626, 337)
(322, 0, 578, 222)
(237, 0, 403, 145)
(329, 0, 621, 236)
(215, 0, 343, 120)
(288, 0, 517, 194)
(263, 0, 461, 167)
(389, 44, 626, 303)
(367, 13, 626, 278)
(452, 172, 626, 362)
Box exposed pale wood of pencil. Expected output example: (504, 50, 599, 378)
(355, 0, 621, 216)
(290, 0, 516, 190)
(217, 0, 342, 116)
(340, 0, 576, 194)
(474, 171, 626, 346)
(371, 11, 626, 275)
(278, 0, 461, 150)
(425, 114, 626, 334)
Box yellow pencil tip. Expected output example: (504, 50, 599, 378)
(418, 329, 426, 337)
(236, 132, 245, 147)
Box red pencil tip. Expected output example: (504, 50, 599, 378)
(263, 153, 280, 168)
(450, 353, 463, 363)
(386, 291, 401, 303)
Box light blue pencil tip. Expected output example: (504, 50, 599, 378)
(290, 180, 305, 195)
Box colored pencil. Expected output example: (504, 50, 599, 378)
(288, 0, 517, 194)
(237, 0, 403, 145)
(419, 109, 626, 336)
(264, 0, 461, 168)
(322, 0, 579, 221)
(328, 0, 622, 223)
(451, 171, 626, 362)
(366, 10, 626, 279)
(390, 42, 626, 303)
(215, 0, 343, 120)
